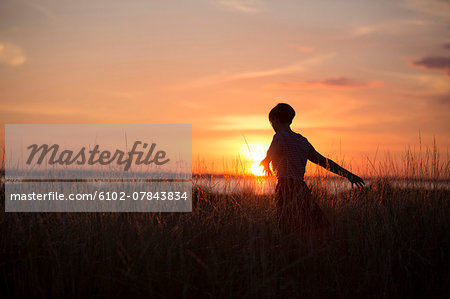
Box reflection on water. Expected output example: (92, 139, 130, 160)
(2, 171, 449, 196)
(194, 176, 450, 195)
(194, 177, 277, 196)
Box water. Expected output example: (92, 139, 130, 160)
(3, 170, 448, 196)
(194, 176, 450, 195)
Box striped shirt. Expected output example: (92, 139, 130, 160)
(267, 131, 314, 180)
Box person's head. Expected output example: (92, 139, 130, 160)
(269, 103, 295, 132)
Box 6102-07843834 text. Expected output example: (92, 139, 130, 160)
(9, 191, 189, 201)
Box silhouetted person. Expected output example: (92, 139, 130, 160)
(260, 103, 365, 236)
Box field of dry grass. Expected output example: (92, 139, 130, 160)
(0, 144, 449, 298)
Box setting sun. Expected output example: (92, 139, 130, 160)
(241, 142, 268, 176)
(251, 160, 265, 176)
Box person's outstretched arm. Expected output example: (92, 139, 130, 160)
(308, 148, 365, 188)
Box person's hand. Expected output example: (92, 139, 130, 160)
(259, 158, 273, 176)
(348, 173, 365, 188)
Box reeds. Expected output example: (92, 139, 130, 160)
(0, 140, 448, 298)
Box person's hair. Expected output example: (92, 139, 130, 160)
(269, 103, 295, 124)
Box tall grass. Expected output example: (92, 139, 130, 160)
(0, 142, 449, 298)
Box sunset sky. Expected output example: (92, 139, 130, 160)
(1, 0, 449, 174)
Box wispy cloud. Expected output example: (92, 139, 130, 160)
(405, 93, 450, 106)
(398, 0, 450, 19)
(411, 56, 450, 77)
(360, 66, 450, 93)
(268, 77, 379, 89)
(180, 53, 335, 88)
(208, 114, 268, 130)
(0, 103, 89, 117)
(352, 19, 427, 37)
(434, 94, 450, 105)
(93, 89, 137, 99)
(25, 1, 58, 21)
(288, 43, 315, 53)
(0, 42, 26, 66)
(232, 62, 308, 79)
(216, 0, 263, 13)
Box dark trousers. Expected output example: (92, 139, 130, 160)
(275, 178, 330, 235)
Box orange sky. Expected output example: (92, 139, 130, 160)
(1, 0, 449, 175)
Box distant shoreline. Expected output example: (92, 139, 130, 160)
(0, 169, 448, 184)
